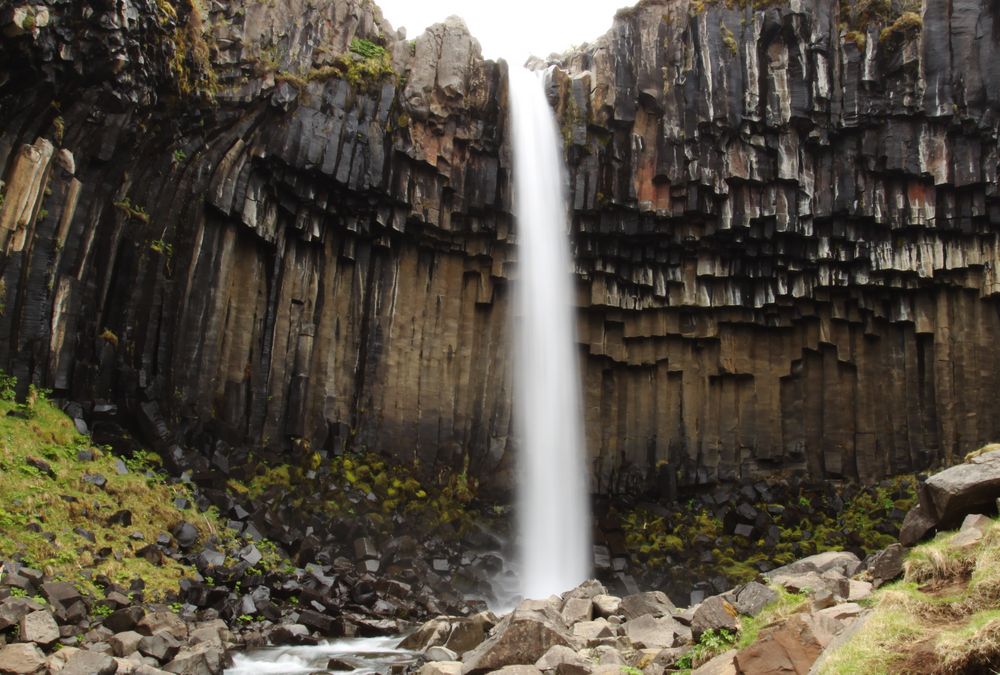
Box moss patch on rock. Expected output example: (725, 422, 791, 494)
(0, 376, 276, 601)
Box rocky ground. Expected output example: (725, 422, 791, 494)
(1, 383, 997, 674)
(400, 450, 1000, 675)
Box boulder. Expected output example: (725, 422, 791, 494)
(866, 544, 906, 588)
(571, 618, 615, 644)
(691, 649, 738, 675)
(901, 450, 1000, 545)
(162, 642, 224, 675)
(40, 582, 87, 624)
(591, 595, 621, 617)
(138, 611, 188, 640)
(419, 663, 463, 675)
(138, 633, 182, 662)
(18, 610, 59, 646)
(104, 606, 146, 633)
(109, 630, 144, 657)
(949, 514, 993, 548)
(765, 552, 861, 580)
(560, 598, 593, 626)
(59, 650, 119, 675)
(535, 644, 592, 675)
(734, 614, 826, 674)
(0, 597, 44, 631)
(691, 596, 739, 637)
(618, 591, 675, 620)
(491, 668, 543, 675)
(621, 614, 690, 649)
(0, 643, 46, 674)
(728, 582, 778, 617)
(425, 646, 459, 661)
(461, 609, 576, 674)
(400, 612, 496, 653)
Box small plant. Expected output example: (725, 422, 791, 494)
(148, 239, 173, 257)
(0, 370, 15, 401)
(92, 603, 112, 618)
(798, 495, 811, 508)
(676, 628, 738, 670)
(99, 328, 119, 349)
(169, 601, 183, 613)
(9, 587, 27, 598)
(53, 117, 65, 144)
(113, 198, 151, 224)
(237, 614, 254, 623)
(171, 149, 187, 165)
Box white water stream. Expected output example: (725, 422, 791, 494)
(509, 67, 592, 600)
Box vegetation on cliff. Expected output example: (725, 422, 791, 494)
(620, 476, 916, 588)
(0, 373, 276, 601)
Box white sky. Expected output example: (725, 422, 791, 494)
(376, 0, 629, 65)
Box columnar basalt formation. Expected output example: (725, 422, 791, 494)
(0, 0, 998, 495)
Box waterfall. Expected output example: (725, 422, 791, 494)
(509, 67, 592, 600)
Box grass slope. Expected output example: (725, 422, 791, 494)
(0, 384, 270, 601)
(819, 517, 1000, 674)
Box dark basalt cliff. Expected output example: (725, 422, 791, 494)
(1, 0, 999, 496)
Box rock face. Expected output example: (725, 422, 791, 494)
(901, 448, 1000, 544)
(1, 0, 1000, 493)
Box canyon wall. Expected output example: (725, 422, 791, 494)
(1, 0, 998, 495)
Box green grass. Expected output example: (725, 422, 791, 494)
(0, 382, 276, 600)
(736, 586, 809, 649)
(818, 517, 1000, 673)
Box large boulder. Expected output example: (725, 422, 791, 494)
(59, 650, 119, 675)
(18, 610, 59, 646)
(461, 609, 576, 674)
(399, 612, 496, 653)
(691, 596, 739, 638)
(901, 449, 1000, 545)
(621, 614, 691, 649)
(0, 643, 46, 674)
(619, 591, 675, 620)
(535, 645, 592, 675)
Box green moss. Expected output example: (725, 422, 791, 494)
(879, 11, 923, 43)
(113, 198, 151, 224)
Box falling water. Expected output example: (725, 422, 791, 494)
(509, 66, 592, 600)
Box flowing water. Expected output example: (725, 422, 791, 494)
(225, 636, 416, 674)
(509, 67, 592, 600)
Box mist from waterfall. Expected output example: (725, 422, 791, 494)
(508, 67, 592, 600)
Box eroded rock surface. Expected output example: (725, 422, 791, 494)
(1, 0, 1000, 493)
